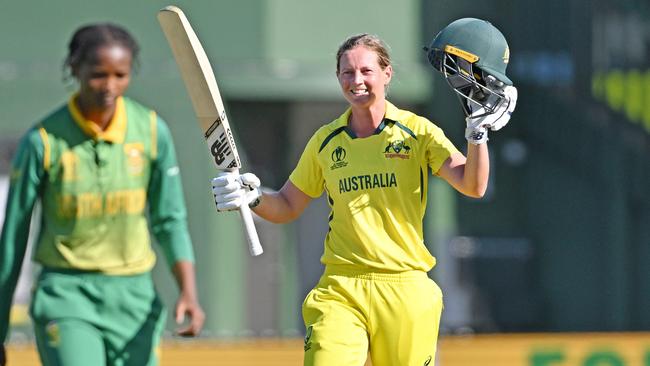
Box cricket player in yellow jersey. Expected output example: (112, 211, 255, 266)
(212, 19, 517, 366)
(0, 23, 204, 366)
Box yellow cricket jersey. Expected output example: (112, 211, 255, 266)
(290, 101, 460, 272)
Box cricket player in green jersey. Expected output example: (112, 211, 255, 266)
(0, 23, 205, 366)
(212, 20, 517, 366)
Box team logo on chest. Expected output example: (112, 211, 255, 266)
(124, 143, 145, 176)
(330, 146, 348, 170)
(384, 139, 411, 160)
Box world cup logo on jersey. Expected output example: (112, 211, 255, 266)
(332, 146, 346, 161)
(330, 146, 348, 170)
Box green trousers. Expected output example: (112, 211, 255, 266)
(29, 268, 167, 366)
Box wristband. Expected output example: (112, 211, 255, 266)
(249, 197, 261, 208)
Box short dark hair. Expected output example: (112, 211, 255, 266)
(63, 23, 140, 80)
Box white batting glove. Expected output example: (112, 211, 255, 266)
(465, 85, 518, 145)
(211, 171, 262, 212)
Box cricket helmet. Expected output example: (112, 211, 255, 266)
(424, 18, 512, 117)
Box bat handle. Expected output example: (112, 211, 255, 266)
(239, 198, 263, 256)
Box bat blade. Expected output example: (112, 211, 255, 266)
(158, 5, 239, 171)
(158, 5, 263, 256)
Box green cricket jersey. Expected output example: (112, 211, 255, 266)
(0, 95, 195, 342)
(289, 101, 460, 272)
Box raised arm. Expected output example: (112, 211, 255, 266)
(252, 180, 312, 223)
(437, 145, 489, 198)
(212, 173, 313, 224)
(438, 85, 517, 198)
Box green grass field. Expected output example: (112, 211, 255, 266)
(7, 333, 650, 366)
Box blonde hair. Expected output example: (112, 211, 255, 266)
(336, 33, 391, 73)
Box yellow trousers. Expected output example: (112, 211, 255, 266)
(302, 265, 443, 366)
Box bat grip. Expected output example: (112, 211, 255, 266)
(239, 203, 263, 256)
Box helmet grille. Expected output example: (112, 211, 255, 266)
(439, 52, 507, 117)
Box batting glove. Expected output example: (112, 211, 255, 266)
(465, 85, 518, 145)
(211, 171, 262, 212)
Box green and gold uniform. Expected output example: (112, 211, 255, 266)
(0, 95, 195, 366)
(291, 101, 460, 366)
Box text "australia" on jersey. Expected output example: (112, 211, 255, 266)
(339, 172, 397, 193)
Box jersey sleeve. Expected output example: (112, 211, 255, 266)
(288, 132, 325, 198)
(0, 128, 45, 343)
(425, 120, 461, 174)
(147, 116, 195, 267)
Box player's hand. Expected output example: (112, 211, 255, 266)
(174, 293, 205, 337)
(211, 171, 261, 212)
(465, 85, 518, 145)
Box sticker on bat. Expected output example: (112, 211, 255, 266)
(210, 132, 231, 165)
(206, 122, 241, 169)
(204, 110, 227, 139)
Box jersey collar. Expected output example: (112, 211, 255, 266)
(383, 100, 401, 123)
(338, 100, 400, 138)
(68, 94, 127, 143)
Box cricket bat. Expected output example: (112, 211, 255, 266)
(158, 5, 263, 256)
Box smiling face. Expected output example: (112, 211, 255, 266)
(73, 44, 132, 112)
(337, 45, 392, 109)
